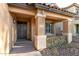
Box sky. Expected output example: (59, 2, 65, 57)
(52, 0, 79, 8)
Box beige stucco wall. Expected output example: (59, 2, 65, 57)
(31, 18, 36, 42)
(71, 20, 79, 36)
(0, 4, 16, 54)
(27, 20, 31, 40)
(65, 6, 76, 13)
(65, 5, 79, 36)
(11, 20, 17, 46)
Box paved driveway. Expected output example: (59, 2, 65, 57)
(10, 41, 41, 56)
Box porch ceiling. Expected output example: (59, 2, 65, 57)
(10, 12, 33, 21)
(46, 18, 64, 23)
(45, 10, 72, 20)
(8, 5, 36, 17)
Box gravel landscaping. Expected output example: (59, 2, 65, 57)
(40, 42, 79, 56)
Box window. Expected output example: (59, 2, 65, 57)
(45, 23, 53, 34)
(76, 24, 79, 34)
(76, 8, 79, 15)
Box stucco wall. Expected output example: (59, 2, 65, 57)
(65, 6, 79, 36)
(72, 20, 79, 36)
(0, 4, 16, 54)
(65, 6, 76, 13)
(64, 6, 79, 36)
(27, 20, 31, 40)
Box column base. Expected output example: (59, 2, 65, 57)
(63, 33, 72, 43)
(35, 35, 46, 50)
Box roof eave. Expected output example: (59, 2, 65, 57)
(35, 4, 75, 17)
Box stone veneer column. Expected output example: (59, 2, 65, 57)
(35, 10, 46, 50)
(63, 19, 72, 43)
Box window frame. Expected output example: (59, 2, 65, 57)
(45, 22, 54, 34)
(76, 8, 79, 15)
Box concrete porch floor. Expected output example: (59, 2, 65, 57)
(10, 41, 42, 56)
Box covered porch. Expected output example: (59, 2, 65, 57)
(0, 3, 74, 54)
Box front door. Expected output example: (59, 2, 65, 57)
(17, 22, 27, 41)
(76, 24, 79, 34)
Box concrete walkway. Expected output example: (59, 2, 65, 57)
(10, 41, 42, 56)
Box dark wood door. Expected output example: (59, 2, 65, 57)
(17, 22, 27, 40)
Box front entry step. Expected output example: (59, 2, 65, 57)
(11, 41, 34, 54)
(10, 50, 42, 56)
(10, 41, 41, 56)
